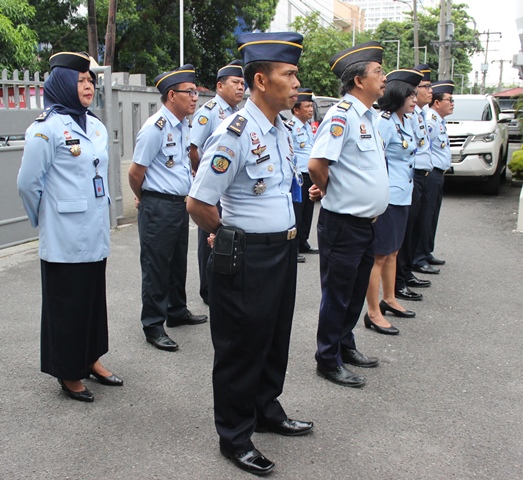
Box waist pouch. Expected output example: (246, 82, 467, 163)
(212, 226, 245, 275)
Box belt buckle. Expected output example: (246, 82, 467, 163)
(425, 171, 429, 177)
(371, 217, 378, 224)
(183, 196, 188, 202)
(287, 227, 297, 240)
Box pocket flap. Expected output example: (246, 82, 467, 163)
(57, 198, 88, 213)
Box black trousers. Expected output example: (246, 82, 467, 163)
(41, 259, 108, 380)
(208, 237, 298, 453)
(315, 208, 375, 369)
(138, 193, 189, 336)
(396, 171, 429, 288)
(292, 172, 316, 249)
(414, 169, 445, 267)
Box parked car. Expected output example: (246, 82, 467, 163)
(280, 95, 339, 132)
(504, 110, 522, 141)
(445, 94, 511, 195)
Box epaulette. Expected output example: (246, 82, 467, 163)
(381, 111, 392, 120)
(227, 114, 247, 136)
(155, 116, 166, 130)
(283, 122, 292, 132)
(432, 114, 437, 121)
(205, 100, 217, 110)
(287, 120, 295, 127)
(337, 101, 352, 111)
(35, 107, 55, 122)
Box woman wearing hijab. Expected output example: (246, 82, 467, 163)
(17, 52, 122, 402)
(364, 69, 423, 335)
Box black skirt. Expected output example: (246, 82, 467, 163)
(373, 204, 409, 256)
(40, 259, 109, 380)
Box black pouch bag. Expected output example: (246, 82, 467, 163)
(212, 226, 246, 275)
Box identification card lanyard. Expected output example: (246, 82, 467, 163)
(92, 158, 105, 197)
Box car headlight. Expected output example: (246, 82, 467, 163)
(472, 132, 496, 142)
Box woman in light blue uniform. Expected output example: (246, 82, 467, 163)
(17, 52, 122, 402)
(364, 68, 423, 335)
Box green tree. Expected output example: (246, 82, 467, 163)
(27, 0, 88, 72)
(0, 0, 38, 72)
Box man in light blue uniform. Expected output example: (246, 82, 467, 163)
(189, 60, 245, 304)
(129, 64, 207, 352)
(289, 87, 318, 262)
(413, 80, 454, 274)
(396, 64, 434, 300)
(308, 42, 389, 388)
(187, 32, 313, 476)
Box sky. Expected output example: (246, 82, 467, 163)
(461, 0, 522, 88)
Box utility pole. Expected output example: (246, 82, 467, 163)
(104, 0, 117, 68)
(437, 0, 453, 80)
(491, 59, 511, 91)
(413, 0, 419, 65)
(479, 30, 502, 93)
(87, 0, 98, 62)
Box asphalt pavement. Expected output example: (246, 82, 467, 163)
(1, 176, 522, 479)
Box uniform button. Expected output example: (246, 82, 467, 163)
(409, 164, 413, 168)
(409, 179, 412, 183)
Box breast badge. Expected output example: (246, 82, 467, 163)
(250, 132, 260, 144)
(253, 179, 267, 195)
(69, 145, 81, 156)
(166, 156, 175, 168)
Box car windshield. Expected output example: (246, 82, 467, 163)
(447, 99, 492, 121)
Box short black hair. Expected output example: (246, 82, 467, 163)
(377, 79, 415, 113)
(160, 85, 179, 104)
(340, 61, 370, 95)
(429, 92, 445, 108)
(243, 61, 274, 90)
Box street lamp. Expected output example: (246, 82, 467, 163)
(383, 40, 401, 70)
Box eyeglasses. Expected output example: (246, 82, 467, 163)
(407, 91, 418, 98)
(418, 84, 432, 90)
(442, 97, 454, 103)
(172, 89, 199, 97)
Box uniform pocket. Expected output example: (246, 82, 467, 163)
(356, 140, 378, 170)
(56, 198, 88, 213)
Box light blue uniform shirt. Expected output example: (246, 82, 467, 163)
(190, 94, 237, 156)
(407, 105, 432, 171)
(426, 107, 451, 170)
(378, 111, 416, 206)
(289, 116, 314, 173)
(17, 110, 110, 263)
(132, 104, 192, 195)
(190, 99, 295, 233)
(309, 94, 389, 217)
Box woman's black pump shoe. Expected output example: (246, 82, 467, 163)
(364, 313, 400, 335)
(87, 369, 123, 386)
(379, 300, 416, 318)
(58, 379, 94, 402)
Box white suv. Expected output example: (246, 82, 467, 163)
(445, 94, 510, 195)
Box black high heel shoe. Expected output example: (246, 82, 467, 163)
(87, 369, 124, 386)
(58, 379, 94, 402)
(364, 313, 399, 335)
(379, 300, 416, 318)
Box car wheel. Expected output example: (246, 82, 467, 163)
(500, 146, 509, 182)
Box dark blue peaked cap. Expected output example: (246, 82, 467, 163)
(217, 60, 244, 79)
(431, 80, 454, 94)
(154, 64, 196, 94)
(236, 32, 303, 65)
(414, 64, 431, 82)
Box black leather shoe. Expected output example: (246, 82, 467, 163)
(395, 286, 423, 301)
(379, 300, 416, 318)
(255, 418, 314, 436)
(146, 333, 179, 351)
(167, 310, 208, 327)
(427, 256, 446, 265)
(87, 369, 124, 386)
(412, 264, 440, 274)
(297, 254, 306, 263)
(363, 313, 399, 335)
(341, 348, 379, 368)
(300, 243, 319, 254)
(316, 364, 366, 387)
(58, 379, 94, 402)
(220, 447, 275, 476)
(406, 276, 431, 288)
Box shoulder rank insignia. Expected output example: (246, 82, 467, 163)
(337, 101, 352, 111)
(432, 114, 437, 121)
(35, 107, 55, 122)
(381, 111, 392, 120)
(227, 115, 247, 136)
(283, 122, 292, 132)
(155, 116, 166, 130)
(287, 120, 295, 127)
(205, 100, 217, 110)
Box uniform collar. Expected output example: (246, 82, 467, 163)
(344, 93, 377, 119)
(57, 113, 95, 139)
(291, 116, 307, 129)
(215, 94, 235, 112)
(244, 99, 282, 135)
(427, 107, 444, 124)
(160, 104, 187, 128)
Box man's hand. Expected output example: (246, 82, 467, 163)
(309, 184, 323, 202)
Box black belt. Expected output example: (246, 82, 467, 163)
(415, 169, 430, 176)
(324, 209, 378, 225)
(142, 190, 187, 202)
(245, 228, 297, 244)
(432, 167, 446, 174)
